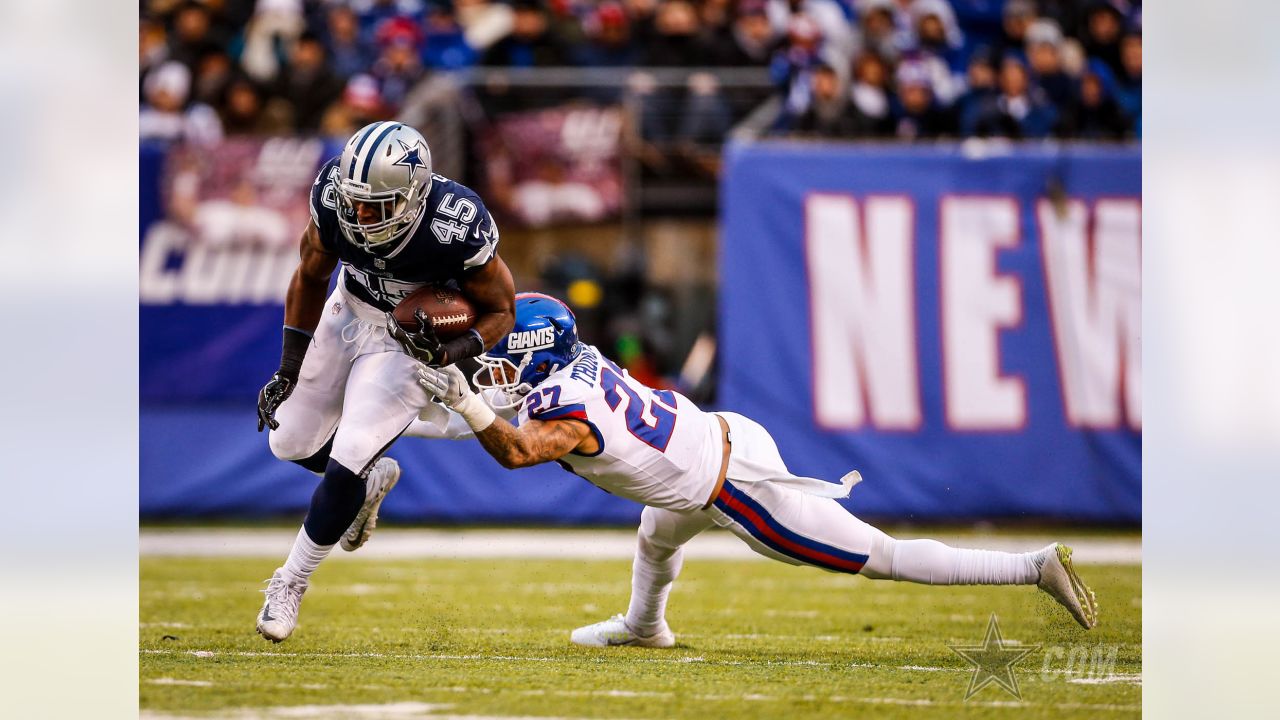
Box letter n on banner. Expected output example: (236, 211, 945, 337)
(805, 194, 920, 430)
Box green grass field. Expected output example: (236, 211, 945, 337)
(140, 538, 1140, 719)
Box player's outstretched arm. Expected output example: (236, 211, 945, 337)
(417, 365, 592, 468)
(474, 417, 590, 469)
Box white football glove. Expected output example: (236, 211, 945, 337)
(417, 364, 497, 431)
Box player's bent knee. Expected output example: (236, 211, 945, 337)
(268, 428, 325, 463)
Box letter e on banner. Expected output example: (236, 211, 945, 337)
(941, 196, 1027, 430)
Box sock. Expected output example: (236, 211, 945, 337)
(876, 538, 1045, 586)
(282, 526, 333, 582)
(301, 459, 367, 546)
(624, 539, 684, 636)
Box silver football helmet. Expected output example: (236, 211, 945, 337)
(334, 121, 434, 251)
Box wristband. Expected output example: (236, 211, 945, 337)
(279, 326, 312, 381)
(453, 391, 497, 432)
(441, 329, 485, 366)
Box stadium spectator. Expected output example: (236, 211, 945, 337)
(140, 17, 170, 82)
(955, 48, 997, 136)
(910, 0, 966, 75)
(1081, 0, 1126, 79)
(994, 0, 1035, 63)
(767, 0, 856, 65)
(1025, 19, 1075, 111)
(1113, 31, 1141, 131)
(193, 49, 236, 107)
(642, 0, 708, 66)
(353, 0, 428, 42)
(140, 60, 224, 145)
(239, 0, 307, 83)
(624, 0, 662, 49)
(790, 61, 867, 139)
(273, 32, 345, 131)
(371, 32, 428, 111)
(219, 76, 291, 134)
(848, 51, 894, 136)
(970, 55, 1057, 139)
(324, 5, 376, 78)
(1057, 69, 1132, 140)
(859, 0, 901, 63)
(481, 0, 573, 66)
(420, 4, 479, 69)
(457, 0, 516, 54)
(166, 1, 222, 73)
(770, 14, 828, 121)
(697, 0, 736, 55)
(575, 3, 641, 67)
(891, 58, 956, 140)
(703, 0, 777, 66)
(136, 0, 1143, 145)
(320, 73, 388, 137)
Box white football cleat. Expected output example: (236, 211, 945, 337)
(256, 569, 308, 643)
(1037, 543, 1099, 629)
(570, 614, 675, 648)
(341, 457, 401, 552)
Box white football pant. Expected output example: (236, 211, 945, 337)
(268, 286, 430, 475)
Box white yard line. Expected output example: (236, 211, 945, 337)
(140, 648, 1135, 680)
(139, 528, 1140, 564)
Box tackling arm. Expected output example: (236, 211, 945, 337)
(473, 417, 593, 469)
(416, 365, 597, 466)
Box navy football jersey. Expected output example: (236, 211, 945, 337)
(308, 155, 500, 311)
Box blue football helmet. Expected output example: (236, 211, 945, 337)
(474, 293, 582, 404)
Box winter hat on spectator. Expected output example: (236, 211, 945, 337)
(597, 2, 628, 28)
(1025, 19, 1064, 49)
(1003, 0, 1034, 20)
(344, 73, 383, 113)
(376, 16, 424, 48)
(895, 58, 932, 89)
(911, 0, 963, 49)
(738, 0, 767, 19)
(787, 15, 822, 47)
(145, 61, 192, 105)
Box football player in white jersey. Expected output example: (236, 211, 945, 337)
(414, 293, 1099, 647)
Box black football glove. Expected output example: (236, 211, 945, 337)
(256, 372, 296, 432)
(386, 310, 447, 366)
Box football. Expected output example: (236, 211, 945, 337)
(391, 284, 478, 341)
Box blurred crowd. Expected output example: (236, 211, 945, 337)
(141, 0, 1140, 145)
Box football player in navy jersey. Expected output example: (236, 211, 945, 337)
(252, 122, 515, 642)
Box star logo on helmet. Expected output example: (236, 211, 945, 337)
(392, 139, 429, 177)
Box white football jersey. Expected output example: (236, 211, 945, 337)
(514, 345, 723, 512)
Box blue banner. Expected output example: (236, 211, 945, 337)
(718, 142, 1141, 522)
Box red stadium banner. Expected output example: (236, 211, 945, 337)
(139, 137, 335, 306)
(477, 104, 624, 227)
